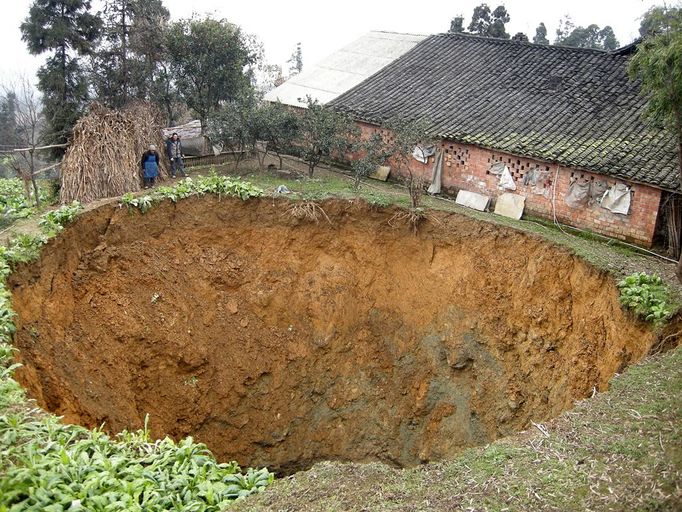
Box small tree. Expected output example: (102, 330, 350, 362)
(299, 97, 357, 178)
(255, 102, 300, 169)
(351, 131, 391, 190)
(629, 6, 682, 280)
(2, 79, 46, 206)
(207, 93, 257, 170)
(511, 32, 529, 42)
(384, 118, 435, 209)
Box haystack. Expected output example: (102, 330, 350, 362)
(60, 102, 170, 203)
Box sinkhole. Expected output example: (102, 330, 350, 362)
(9, 197, 655, 475)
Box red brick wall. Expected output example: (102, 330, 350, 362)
(356, 122, 661, 247)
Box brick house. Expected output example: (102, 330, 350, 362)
(329, 33, 679, 247)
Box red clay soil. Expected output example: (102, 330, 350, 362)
(9, 197, 656, 474)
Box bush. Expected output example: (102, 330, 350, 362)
(617, 272, 674, 325)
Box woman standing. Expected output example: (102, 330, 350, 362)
(141, 144, 160, 189)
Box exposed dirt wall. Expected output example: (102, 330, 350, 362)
(9, 197, 655, 473)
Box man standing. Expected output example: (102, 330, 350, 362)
(166, 132, 187, 178)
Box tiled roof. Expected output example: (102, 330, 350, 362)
(329, 33, 679, 191)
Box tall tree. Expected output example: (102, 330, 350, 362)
(167, 16, 254, 130)
(555, 15, 575, 43)
(449, 15, 465, 33)
(91, 0, 171, 108)
(599, 26, 619, 51)
(90, 0, 135, 107)
(488, 5, 510, 38)
(0, 92, 18, 150)
(533, 22, 549, 44)
(287, 42, 303, 76)
(20, 0, 101, 149)
(128, 0, 174, 121)
(629, 6, 682, 278)
(555, 16, 619, 50)
(468, 4, 492, 35)
(467, 4, 510, 39)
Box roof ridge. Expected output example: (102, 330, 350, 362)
(368, 30, 428, 38)
(435, 32, 619, 55)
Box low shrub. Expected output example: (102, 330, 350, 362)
(38, 201, 83, 235)
(617, 272, 674, 325)
(121, 174, 263, 213)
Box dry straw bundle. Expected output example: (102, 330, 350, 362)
(60, 102, 169, 203)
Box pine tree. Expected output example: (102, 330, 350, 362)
(91, 0, 171, 108)
(20, 0, 101, 149)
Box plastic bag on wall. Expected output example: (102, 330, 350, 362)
(499, 167, 516, 191)
(522, 168, 537, 186)
(412, 145, 436, 163)
(427, 150, 443, 195)
(601, 183, 631, 215)
(590, 180, 608, 206)
(565, 178, 590, 208)
(489, 161, 507, 175)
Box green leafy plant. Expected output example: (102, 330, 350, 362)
(120, 193, 154, 213)
(119, 174, 263, 213)
(0, 180, 274, 509)
(617, 272, 674, 324)
(0, 178, 53, 224)
(0, 411, 274, 511)
(38, 201, 83, 235)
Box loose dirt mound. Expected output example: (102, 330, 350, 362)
(9, 198, 655, 474)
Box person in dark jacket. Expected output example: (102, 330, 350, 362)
(141, 144, 160, 189)
(166, 132, 187, 178)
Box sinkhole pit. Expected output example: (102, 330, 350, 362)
(9, 197, 655, 474)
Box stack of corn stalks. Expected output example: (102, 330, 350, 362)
(60, 102, 169, 203)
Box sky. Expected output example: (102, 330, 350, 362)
(0, 0, 669, 86)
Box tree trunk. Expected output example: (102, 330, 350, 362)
(675, 109, 682, 283)
(278, 154, 283, 170)
(29, 149, 40, 207)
